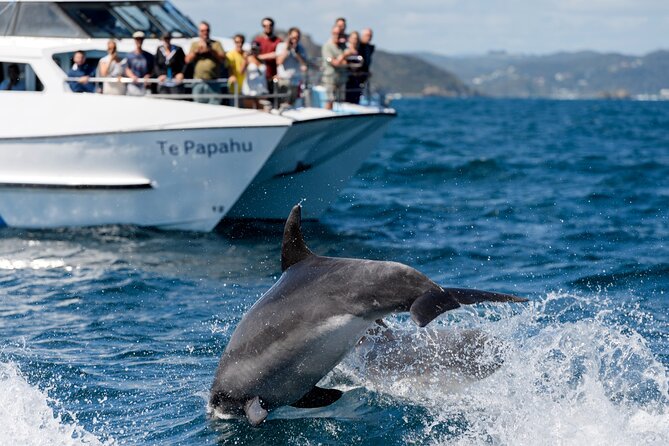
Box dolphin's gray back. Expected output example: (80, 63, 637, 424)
(211, 255, 438, 409)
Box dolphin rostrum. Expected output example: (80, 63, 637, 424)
(210, 204, 527, 425)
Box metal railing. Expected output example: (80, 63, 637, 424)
(64, 60, 384, 110)
(63, 76, 291, 109)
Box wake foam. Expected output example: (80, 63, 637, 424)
(340, 292, 669, 445)
(0, 361, 109, 446)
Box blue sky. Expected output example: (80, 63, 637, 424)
(171, 0, 668, 56)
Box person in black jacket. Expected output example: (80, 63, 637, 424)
(154, 32, 186, 95)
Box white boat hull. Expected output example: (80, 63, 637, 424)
(227, 112, 395, 220)
(0, 126, 286, 231)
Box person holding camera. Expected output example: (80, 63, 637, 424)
(276, 27, 308, 105)
(186, 21, 226, 104)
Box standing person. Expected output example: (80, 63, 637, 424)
(226, 34, 247, 98)
(154, 32, 186, 95)
(98, 40, 126, 95)
(358, 28, 375, 100)
(125, 31, 154, 96)
(186, 21, 226, 104)
(321, 25, 348, 110)
(242, 41, 269, 109)
(67, 51, 95, 93)
(253, 17, 281, 93)
(335, 17, 348, 49)
(276, 27, 308, 105)
(343, 31, 363, 104)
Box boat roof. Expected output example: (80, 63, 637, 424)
(10, 1, 150, 3)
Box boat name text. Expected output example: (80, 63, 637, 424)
(157, 139, 253, 157)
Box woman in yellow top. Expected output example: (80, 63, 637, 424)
(226, 34, 247, 95)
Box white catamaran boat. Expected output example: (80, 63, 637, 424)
(0, 0, 395, 230)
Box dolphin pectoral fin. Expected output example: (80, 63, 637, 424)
(281, 204, 314, 272)
(410, 287, 528, 327)
(410, 288, 461, 327)
(244, 396, 268, 426)
(290, 386, 343, 409)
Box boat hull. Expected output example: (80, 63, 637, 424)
(227, 112, 395, 220)
(0, 126, 286, 231)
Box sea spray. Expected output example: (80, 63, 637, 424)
(337, 292, 669, 445)
(0, 361, 110, 446)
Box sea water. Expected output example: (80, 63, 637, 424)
(0, 98, 667, 445)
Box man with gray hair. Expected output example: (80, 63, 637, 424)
(358, 28, 375, 100)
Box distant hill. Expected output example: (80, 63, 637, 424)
(417, 50, 669, 98)
(296, 34, 471, 96)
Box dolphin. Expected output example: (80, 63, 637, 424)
(210, 204, 527, 426)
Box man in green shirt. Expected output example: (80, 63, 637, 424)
(321, 25, 348, 110)
(186, 21, 226, 104)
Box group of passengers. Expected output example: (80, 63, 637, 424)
(62, 17, 375, 109)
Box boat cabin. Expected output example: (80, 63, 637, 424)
(0, 1, 197, 39)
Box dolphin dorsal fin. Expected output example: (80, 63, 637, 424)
(281, 204, 314, 272)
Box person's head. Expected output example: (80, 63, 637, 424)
(287, 27, 301, 44)
(199, 21, 211, 40)
(8, 63, 19, 80)
(162, 32, 172, 46)
(361, 28, 373, 44)
(330, 25, 341, 43)
(73, 51, 86, 66)
(261, 17, 275, 36)
(107, 39, 117, 55)
(132, 31, 145, 49)
(251, 41, 261, 56)
(335, 17, 346, 32)
(348, 31, 359, 47)
(234, 33, 245, 50)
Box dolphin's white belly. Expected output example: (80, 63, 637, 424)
(253, 314, 372, 406)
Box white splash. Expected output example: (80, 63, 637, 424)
(341, 292, 669, 445)
(0, 361, 111, 446)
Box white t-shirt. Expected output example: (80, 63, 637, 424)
(242, 62, 268, 96)
(276, 42, 306, 84)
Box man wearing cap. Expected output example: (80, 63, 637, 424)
(125, 31, 154, 96)
(154, 32, 186, 95)
(185, 21, 226, 104)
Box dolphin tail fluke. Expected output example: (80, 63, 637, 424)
(281, 204, 314, 272)
(410, 287, 527, 327)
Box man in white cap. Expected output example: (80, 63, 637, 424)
(124, 31, 154, 96)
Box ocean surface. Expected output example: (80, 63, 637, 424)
(1, 98, 668, 445)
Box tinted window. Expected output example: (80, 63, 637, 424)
(60, 4, 133, 38)
(149, 2, 196, 37)
(114, 5, 161, 37)
(0, 2, 17, 36)
(0, 62, 44, 92)
(14, 3, 85, 38)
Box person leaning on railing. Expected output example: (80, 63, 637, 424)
(185, 20, 226, 104)
(321, 25, 349, 110)
(154, 31, 186, 95)
(125, 31, 155, 97)
(276, 27, 308, 105)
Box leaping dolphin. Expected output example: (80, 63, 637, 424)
(210, 204, 527, 426)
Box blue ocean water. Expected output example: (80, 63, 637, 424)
(1, 98, 668, 445)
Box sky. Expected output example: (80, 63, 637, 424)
(171, 0, 668, 56)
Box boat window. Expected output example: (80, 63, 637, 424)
(147, 2, 197, 37)
(113, 5, 161, 37)
(60, 3, 133, 38)
(0, 62, 44, 92)
(13, 3, 85, 38)
(0, 2, 17, 36)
